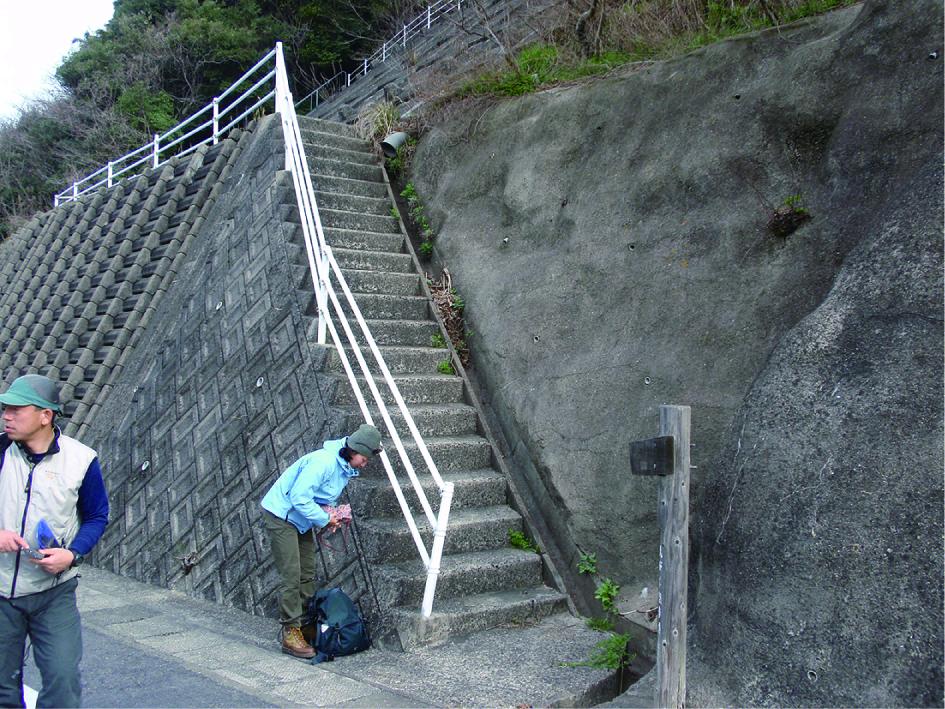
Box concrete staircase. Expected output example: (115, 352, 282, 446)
(283, 114, 570, 648)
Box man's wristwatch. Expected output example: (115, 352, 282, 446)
(69, 550, 84, 568)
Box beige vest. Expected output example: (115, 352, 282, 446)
(0, 434, 96, 598)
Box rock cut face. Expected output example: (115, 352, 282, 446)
(411, 0, 944, 704)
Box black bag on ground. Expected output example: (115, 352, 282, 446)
(304, 588, 371, 663)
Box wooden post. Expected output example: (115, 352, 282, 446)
(656, 405, 690, 708)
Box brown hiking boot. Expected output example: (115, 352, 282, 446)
(282, 626, 315, 659)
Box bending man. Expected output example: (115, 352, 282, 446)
(261, 423, 381, 659)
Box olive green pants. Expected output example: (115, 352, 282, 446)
(263, 510, 316, 627)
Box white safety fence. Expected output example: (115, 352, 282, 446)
(275, 43, 454, 619)
(295, 0, 465, 113)
(54, 48, 280, 206)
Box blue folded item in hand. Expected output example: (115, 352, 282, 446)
(36, 519, 60, 549)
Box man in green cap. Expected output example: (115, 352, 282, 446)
(260, 423, 381, 658)
(0, 374, 109, 707)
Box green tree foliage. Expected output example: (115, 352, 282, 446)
(116, 83, 176, 133)
(1, 0, 423, 239)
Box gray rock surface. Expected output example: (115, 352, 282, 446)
(410, 1, 944, 704)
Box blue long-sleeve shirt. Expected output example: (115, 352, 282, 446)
(260, 437, 359, 533)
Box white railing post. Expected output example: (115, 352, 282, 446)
(363, 58, 368, 75)
(274, 42, 293, 171)
(421, 483, 454, 617)
(427, 4, 432, 28)
(152, 133, 160, 168)
(403, 23, 407, 47)
(54, 195, 60, 207)
(346, 73, 351, 87)
(107, 161, 113, 188)
(72, 183, 78, 199)
(274, 42, 286, 108)
(382, 41, 387, 62)
(212, 97, 220, 144)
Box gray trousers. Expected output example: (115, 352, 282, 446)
(0, 577, 82, 708)
(263, 510, 317, 628)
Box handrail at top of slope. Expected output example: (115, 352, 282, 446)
(294, 0, 464, 112)
(54, 47, 279, 206)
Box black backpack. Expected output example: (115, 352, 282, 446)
(305, 588, 371, 663)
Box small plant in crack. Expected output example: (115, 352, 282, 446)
(564, 633, 634, 671)
(430, 332, 447, 348)
(577, 551, 598, 575)
(436, 359, 455, 375)
(595, 578, 621, 614)
(509, 529, 540, 553)
(768, 193, 811, 238)
(399, 181, 435, 260)
(585, 616, 615, 632)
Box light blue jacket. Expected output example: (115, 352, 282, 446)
(260, 437, 359, 533)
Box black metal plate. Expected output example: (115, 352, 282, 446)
(629, 435, 675, 476)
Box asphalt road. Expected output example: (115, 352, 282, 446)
(23, 625, 273, 708)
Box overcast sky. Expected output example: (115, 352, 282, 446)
(0, 0, 115, 121)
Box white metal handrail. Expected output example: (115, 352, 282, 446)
(54, 47, 278, 206)
(274, 43, 453, 618)
(295, 0, 465, 113)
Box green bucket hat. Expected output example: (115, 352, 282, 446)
(0, 374, 62, 412)
(346, 423, 382, 458)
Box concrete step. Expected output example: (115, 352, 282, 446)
(319, 207, 400, 234)
(309, 156, 384, 183)
(333, 247, 414, 273)
(301, 291, 428, 323)
(314, 190, 391, 216)
(360, 504, 522, 563)
(390, 586, 569, 650)
(367, 435, 493, 478)
(353, 468, 506, 517)
(285, 241, 410, 280)
(339, 269, 420, 296)
(375, 548, 544, 607)
(306, 142, 378, 167)
(341, 293, 429, 320)
(332, 373, 464, 405)
(311, 175, 388, 200)
(325, 344, 452, 375)
(297, 115, 359, 139)
(361, 319, 439, 347)
(308, 316, 437, 347)
(325, 227, 405, 252)
(300, 127, 371, 153)
(294, 266, 421, 298)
